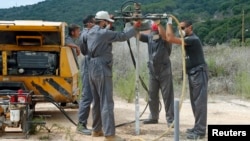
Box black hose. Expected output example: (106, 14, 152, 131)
(126, 39, 150, 117)
(42, 96, 77, 126)
(115, 38, 162, 128)
(114, 0, 163, 128)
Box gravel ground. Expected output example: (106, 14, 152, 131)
(0, 94, 250, 141)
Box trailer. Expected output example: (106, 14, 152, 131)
(0, 20, 80, 138)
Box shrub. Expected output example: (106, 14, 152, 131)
(112, 40, 250, 101)
(235, 71, 250, 98)
(245, 38, 250, 47)
(230, 38, 241, 47)
(207, 57, 225, 77)
(113, 69, 135, 103)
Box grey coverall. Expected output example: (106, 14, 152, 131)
(185, 33, 208, 136)
(65, 35, 79, 68)
(78, 28, 92, 127)
(84, 25, 136, 136)
(140, 32, 174, 124)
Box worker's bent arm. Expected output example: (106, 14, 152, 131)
(65, 43, 81, 55)
(166, 23, 183, 45)
(65, 43, 78, 48)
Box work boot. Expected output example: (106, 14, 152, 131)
(104, 135, 125, 141)
(92, 130, 104, 137)
(186, 128, 194, 134)
(143, 119, 158, 124)
(76, 124, 91, 135)
(186, 132, 205, 139)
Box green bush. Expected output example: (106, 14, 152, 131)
(207, 57, 225, 77)
(235, 71, 250, 98)
(230, 38, 241, 47)
(113, 69, 135, 103)
(112, 42, 250, 101)
(245, 38, 250, 47)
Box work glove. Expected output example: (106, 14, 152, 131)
(167, 17, 172, 24)
(133, 21, 142, 28)
(151, 23, 158, 31)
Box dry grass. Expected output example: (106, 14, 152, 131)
(112, 40, 250, 100)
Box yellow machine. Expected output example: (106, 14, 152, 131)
(0, 20, 80, 137)
(0, 20, 79, 103)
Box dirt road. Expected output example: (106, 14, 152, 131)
(1, 94, 250, 141)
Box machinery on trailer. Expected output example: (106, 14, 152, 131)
(0, 20, 80, 137)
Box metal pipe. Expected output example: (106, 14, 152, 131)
(174, 98, 180, 141)
(135, 32, 140, 135)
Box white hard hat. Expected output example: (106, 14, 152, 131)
(95, 11, 114, 23)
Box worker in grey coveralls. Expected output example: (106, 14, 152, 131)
(65, 24, 81, 68)
(139, 20, 174, 127)
(83, 11, 141, 141)
(64, 24, 81, 107)
(166, 18, 208, 139)
(77, 15, 95, 135)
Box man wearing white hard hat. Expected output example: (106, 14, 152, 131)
(82, 10, 141, 141)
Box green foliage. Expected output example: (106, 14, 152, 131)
(245, 38, 250, 47)
(142, 0, 176, 13)
(235, 71, 250, 98)
(1, 0, 250, 99)
(0, 0, 249, 45)
(29, 117, 45, 135)
(39, 135, 50, 140)
(113, 69, 135, 103)
(204, 45, 250, 96)
(230, 38, 241, 47)
(207, 57, 225, 77)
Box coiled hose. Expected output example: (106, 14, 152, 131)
(152, 14, 187, 141)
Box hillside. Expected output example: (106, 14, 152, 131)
(0, 0, 249, 45)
